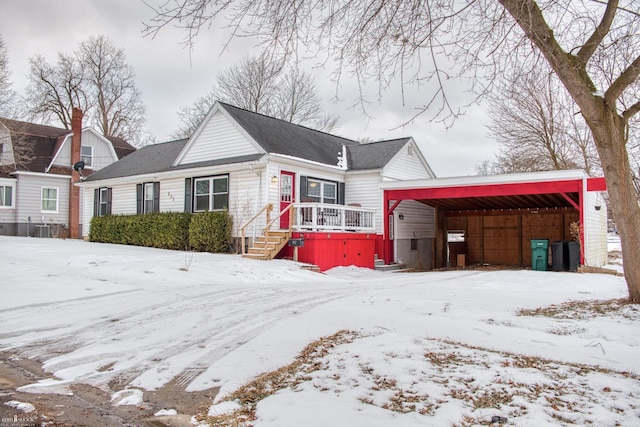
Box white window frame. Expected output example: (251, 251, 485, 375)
(307, 179, 337, 204)
(194, 175, 229, 212)
(144, 182, 155, 214)
(0, 184, 14, 208)
(41, 187, 59, 213)
(98, 187, 110, 216)
(81, 145, 93, 167)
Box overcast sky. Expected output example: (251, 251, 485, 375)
(1, 0, 498, 177)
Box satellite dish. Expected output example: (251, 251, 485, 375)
(73, 161, 85, 178)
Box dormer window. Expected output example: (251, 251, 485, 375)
(81, 146, 93, 167)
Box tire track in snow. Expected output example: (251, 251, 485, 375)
(117, 287, 362, 390)
(8, 282, 364, 390)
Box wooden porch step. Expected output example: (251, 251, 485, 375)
(242, 230, 292, 261)
(243, 252, 269, 260)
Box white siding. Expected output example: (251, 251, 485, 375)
(0, 124, 15, 166)
(345, 172, 383, 232)
(53, 130, 118, 171)
(15, 174, 70, 226)
(82, 187, 92, 237)
(52, 136, 71, 167)
(228, 169, 263, 237)
(82, 167, 265, 238)
(584, 191, 607, 267)
(81, 131, 118, 170)
(160, 178, 186, 212)
(179, 111, 262, 165)
(111, 185, 137, 215)
(394, 200, 435, 239)
(383, 142, 433, 181)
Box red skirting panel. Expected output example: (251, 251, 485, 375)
(282, 232, 377, 272)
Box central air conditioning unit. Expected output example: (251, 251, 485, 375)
(37, 225, 50, 238)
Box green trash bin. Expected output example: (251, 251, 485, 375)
(531, 239, 549, 271)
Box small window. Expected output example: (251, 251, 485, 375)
(41, 187, 58, 213)
(81, 146, 93, 167)
(0, 185, 13, 208)
(307, 179, 337, 204)
(144, 183, 154, 213)
(95, 187, 112, 216)
(411, 238, 418, 251)
(193, 175, 229, 212)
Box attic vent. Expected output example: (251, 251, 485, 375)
(408, 145, 414, 156)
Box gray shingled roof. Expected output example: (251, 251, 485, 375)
(84, 138, 264, 181)
(220, 102, 359, 165)
(347, 138, 411, 170)
(84, 139, 189, 181)
(84, 103, 413, 182)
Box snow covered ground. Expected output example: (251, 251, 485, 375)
(1, 235, 638, 426)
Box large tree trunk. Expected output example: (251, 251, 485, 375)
(500, 0, 640, 301)
(589, 111, 640, 301)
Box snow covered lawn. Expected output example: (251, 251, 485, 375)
(1, 236, 638, 426)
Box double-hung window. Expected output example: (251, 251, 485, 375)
(94, 187, 112, 216)
(0, 185, 13, 208)
(41, 187, 58, 213)
(307, 179, 337, 204)
(81, 146, 93, 167)
(194, 175, 228, 212)
(137, 182, 160, 214)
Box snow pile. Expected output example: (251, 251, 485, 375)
(4, 400, 36, 413)
(110, 388, 144, 406)
(154, 408, 178, 416)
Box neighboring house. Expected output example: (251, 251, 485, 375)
(0, 109, 136, 238)
(80, 101, 437, 270)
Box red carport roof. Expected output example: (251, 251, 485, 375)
(381, 170, 606, 212)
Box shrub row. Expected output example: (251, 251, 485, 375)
(89, 211, 232, 253)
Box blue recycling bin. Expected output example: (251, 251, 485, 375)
(531, 239, 549, 271)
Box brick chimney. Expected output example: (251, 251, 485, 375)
(69, 107, 83, 239)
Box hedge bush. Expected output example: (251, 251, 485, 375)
(189, 211, 233, 253)
(90, 212, 191, 251)
(90, 211, 233, 253)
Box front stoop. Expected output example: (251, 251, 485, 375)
(374, 259, 414, 272)
(243, 230, 291, 261)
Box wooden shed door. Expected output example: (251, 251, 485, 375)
(279, 171, 295, 229)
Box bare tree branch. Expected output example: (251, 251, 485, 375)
(172, 55, 338, 139)
(605, 55, 640, 107)
(24, 36, 148, 147)
(576, 0, 618, 66)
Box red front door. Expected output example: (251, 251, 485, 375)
(279, 171, 295, 229)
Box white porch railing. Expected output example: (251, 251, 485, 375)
(294, 203, 376, 232)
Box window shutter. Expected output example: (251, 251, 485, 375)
(299, 176, 308, 201)
(153, 182, 160, 212)
(338, 182, 345, 205)
(136, 184, 143, 214)
(106, 188, 112, 215)
(93, 188, 99, 216)
(184, 178, 192, 213)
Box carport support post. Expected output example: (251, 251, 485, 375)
(384, 193, 402, 265)
(559, 184, 585, 266)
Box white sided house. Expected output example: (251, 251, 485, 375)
(80, 102, 437, 271)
